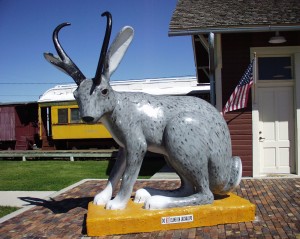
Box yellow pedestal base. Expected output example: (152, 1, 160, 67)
(86, 193, 255, 236)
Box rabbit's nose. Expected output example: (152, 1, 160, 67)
(82, 116, 94, 123)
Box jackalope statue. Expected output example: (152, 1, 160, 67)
(44, 11, 242, 210)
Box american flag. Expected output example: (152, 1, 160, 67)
(223, 60, 254, 114)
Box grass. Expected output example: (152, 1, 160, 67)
(0, 157, 165, 218)
(0, 161, 110, 191)
(0, 157, 165, 191)
(0, 206, 20, 218)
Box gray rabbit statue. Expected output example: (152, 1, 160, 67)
(44, 11, 242, 210)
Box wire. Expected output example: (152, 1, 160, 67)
(0, 82, 73, 85)
(0, 95, 40, 96)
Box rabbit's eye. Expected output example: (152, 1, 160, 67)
(101, 89, 108, 95)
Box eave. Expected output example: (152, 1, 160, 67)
(169, 24, 300, 37)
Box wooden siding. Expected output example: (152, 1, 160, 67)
(224, 111, 253, 177)
(0, 106, 15, 141)
(221, 34, 253, 177)
(15, 104, 39, 149)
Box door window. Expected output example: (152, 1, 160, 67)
(258, 56, 293, 80)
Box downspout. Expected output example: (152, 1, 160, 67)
(208, 32, 216, 106)
(191, 36, 200, 84)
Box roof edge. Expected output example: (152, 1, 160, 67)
(169, 24, 300, 36)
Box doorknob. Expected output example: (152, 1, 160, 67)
(259, 137, 265, 141)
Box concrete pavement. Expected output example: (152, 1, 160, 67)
(150, 164, 179, 179)
(0, 191, 56, 207)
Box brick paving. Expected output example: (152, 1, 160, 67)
(0, 178, 300, 239)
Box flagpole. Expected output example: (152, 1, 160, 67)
(253, 52, 257, 104)
(223, 59, 254, 114)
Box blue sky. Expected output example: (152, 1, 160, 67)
(0, 0, 195, 103)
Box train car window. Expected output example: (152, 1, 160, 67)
(58, 108, 68, 124)
(71, 108, 81, 123)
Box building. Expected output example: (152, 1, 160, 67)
(169, 0, 300, 177)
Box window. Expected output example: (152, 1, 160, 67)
(258, 56, 293, 80)
(71, 108, 81, 123)
(58, 108, 68, 124)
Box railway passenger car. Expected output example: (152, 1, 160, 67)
(0, 102, 40, 150)
(38, 76, 210, 150)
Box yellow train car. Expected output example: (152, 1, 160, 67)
(50, 104, 111, 140)
(38, 85, 114, 149)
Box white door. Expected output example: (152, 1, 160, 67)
(258, 86, 294, 174)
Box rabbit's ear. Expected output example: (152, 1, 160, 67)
(105, 26, 134, 77)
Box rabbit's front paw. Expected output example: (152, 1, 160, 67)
(94, 190, 111, 205)
(134, 188, 151, 203)
(105, 198, 127, 210)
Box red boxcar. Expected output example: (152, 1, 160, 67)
(0, 102, 40, 150)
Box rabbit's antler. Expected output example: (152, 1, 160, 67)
(52, 23, 86, 85)
(94, 11, 112, 86)
(45, 12, 112, 87)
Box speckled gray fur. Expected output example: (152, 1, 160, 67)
(45, 21, 242, 210)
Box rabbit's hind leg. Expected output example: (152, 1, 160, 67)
(134, 172, 194, 204)
(144, 164, 213, 210)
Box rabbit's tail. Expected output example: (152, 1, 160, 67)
(218, 156, 242, 195)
